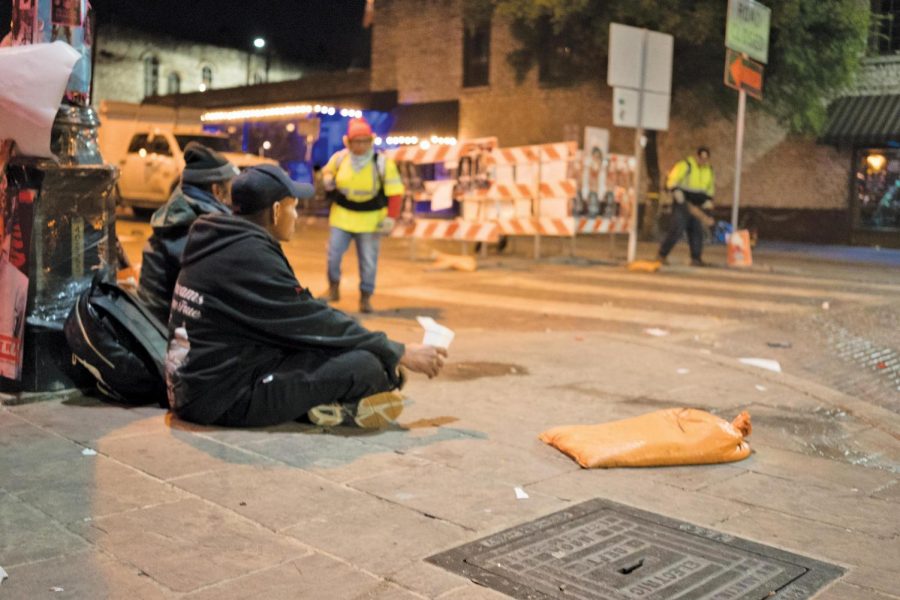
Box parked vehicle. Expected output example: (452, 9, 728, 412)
(98, 101, 275, 215)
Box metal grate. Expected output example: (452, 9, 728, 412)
(428, 499, 843, 599)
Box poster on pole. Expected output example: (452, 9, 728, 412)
(0, 141, 29, 381)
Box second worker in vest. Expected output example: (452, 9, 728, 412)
(321, 117, 404, 313)
(657, 147, 716, 267)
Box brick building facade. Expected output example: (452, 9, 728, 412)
(370, 0, 871, 244)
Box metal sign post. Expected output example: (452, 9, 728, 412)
(628, 31, 648, 264)
(725, 0, 770, 235)
(608, 23, 673, 263)
(732, 87, 747, 232)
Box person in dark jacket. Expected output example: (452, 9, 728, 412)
(165, 164, 447, 428)
(137, 142, 239, 323)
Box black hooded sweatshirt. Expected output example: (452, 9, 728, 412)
(166, 214, 404, 424)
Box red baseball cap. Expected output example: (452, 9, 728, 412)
(346, 117, 373, 140)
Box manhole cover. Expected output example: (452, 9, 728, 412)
(428, 499, 843, 599)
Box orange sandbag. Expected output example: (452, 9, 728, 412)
(539, 408, 751, 468)
(627, 259, 662, 273)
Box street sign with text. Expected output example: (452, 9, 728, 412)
(726, 0, 771, 64)
(724, 49, 764, 99)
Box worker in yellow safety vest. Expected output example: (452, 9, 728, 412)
(657, 146, 715, 267)
(320, 117, 404, 313)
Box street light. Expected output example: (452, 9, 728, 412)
(253, 37, 266, 49)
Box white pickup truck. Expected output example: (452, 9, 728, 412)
(114, 131, 275, 215)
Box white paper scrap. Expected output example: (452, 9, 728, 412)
(81, 448, 97, 456)
(644, 328, 669, 337)
(50, 587, 64, 592)
(514, 487, 529, 500)
(755, 385, 767, 392)
(0, 42, 81, 157)
(676, 368, 690, 375)
(417, 316, 455, 349)
(0, 566, 7, 585)
(739, 358, 782, 373)
(821, 301, 830, 310)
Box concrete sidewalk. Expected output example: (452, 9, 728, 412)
(1, 326, 898, 599)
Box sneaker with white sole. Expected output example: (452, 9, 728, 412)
(353, 390, 404, 428)
(307, 390, 404, 429)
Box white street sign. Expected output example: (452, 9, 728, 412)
(613, 88, 671, 131)
(608, 24, 673, 94)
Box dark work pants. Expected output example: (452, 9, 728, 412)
(658, 202, 705, 261)
(215, 349, 395, 427)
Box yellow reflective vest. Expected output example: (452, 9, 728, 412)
(325, 150, 405, 233)
(666, 156, 715, 198)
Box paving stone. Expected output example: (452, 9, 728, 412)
(644, 462, 747, 491)
(873, 480, 900, 502)
(1, 551, 167, 599)
(14, 453, 187, 525)
(404, 437, 577, 486)
(717, 507, 900, 596)
(280, 487, 469, 575)
(744, 446, 897, 494)
(173, 465, 369, 532)
(7, 397, 165, 444)
(181, 553, 385, 600)
(98, 430, 275, 481)
(82, 498, 309, 593)
(436, 583, 517, 599)
(813, 581, 900, 600)
(702, 471, 899, 537)
(387, 561, 471, 599)
(0, 492, 88, 566)
(526, 469, 748, 528)
(350, 462, 568, 533)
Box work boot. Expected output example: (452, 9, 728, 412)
(690, 258, 710, 267)
(656, 253, 670, 266)
(307, 390, 404, 429)
(320, 282, 340, 303)
(359, 292, 374, 314)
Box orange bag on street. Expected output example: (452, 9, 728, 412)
(540, 408, 752, 468)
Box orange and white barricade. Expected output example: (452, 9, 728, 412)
(390, 219, 499, 243)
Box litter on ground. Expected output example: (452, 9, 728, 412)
(514, 487, 529, 500)
(81, 448, 97, 456)
(644, 328, 669, 337)
(739, 358, 782, 373)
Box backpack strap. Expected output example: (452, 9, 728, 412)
(91, 285, 167, 379)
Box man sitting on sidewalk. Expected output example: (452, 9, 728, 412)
(165, 164, 446, 428)
(138, 142, 239, 323)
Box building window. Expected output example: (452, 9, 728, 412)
(870, 0, 900, 55)
(143, 55, 159, 98)
(167, 72, 181, 95)
(201, 65, 213, 90)
(463, 21, 490, 88)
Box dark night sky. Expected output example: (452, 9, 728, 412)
(1, 0, 370, 68)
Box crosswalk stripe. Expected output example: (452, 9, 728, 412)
(548, 269, 880, 303)
(487, 275, 808, 314)
(636, 267, 900, 294)
(383, 286, 735, 331)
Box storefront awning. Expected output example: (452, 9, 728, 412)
(822, 94, 900, 146)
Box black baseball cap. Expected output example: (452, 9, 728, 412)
(231, 164, 315, 215)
